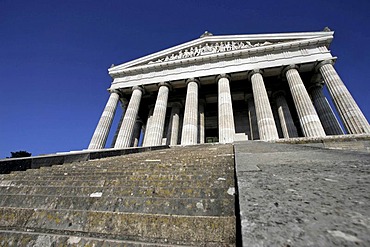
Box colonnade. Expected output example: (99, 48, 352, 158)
(88, 60, 370, 150)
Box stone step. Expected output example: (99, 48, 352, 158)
(30, 161, 233, 174)
(0, 185, 231, 199)
(20, 164, 233, 174)
(0, 207, 236, 245)
(0, 194, 234, 216)
(2, 174, 234, 184)
(3, 168, 232, 180)
(6, 167, 233, 178)
(0, 144, 236, 245)
(1, 178, 233, 189)
(0, 230, 190, 247)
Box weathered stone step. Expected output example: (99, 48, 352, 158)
(1, 174, 234, 184)
(22, 162, 233, 172)
(0, 230, 189, 247)
(31, 162, 233, 174)
(0, 193, 234, 216)
(1, 177, 233, 188)
(9, 167, 233, 178)
(0, 185, 231, 199)
(0, 207, 236, 245)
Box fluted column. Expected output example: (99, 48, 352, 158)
(198, 100, 205, 144)
(181, 78, 199, 145)
(246, 94, 259, 140)
(272, 102, 283, 138)
(284, 65, 326, 137)
(317, 60, 370, 134)
(309, 83, 344, 135)
(144, 83, 170, 146)
(249, 70, 279, 141)
(130, 119, 142, 147)
(217, 74, 235, 143)
(142, 106, 154, 146)
(166, 103, 181, 145)
(273, 91, 298, 138)
(110, 100, 128, 148)
(114, 86, 144, 148)
(88, 90, 121, 150)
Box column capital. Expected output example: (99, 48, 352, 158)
(158, 81, 172, 91)
(168, 101, 183, 108)
(272, 90, 286, 99)
(310, 73, 323, 84)
(315, 59, 335, 72)
(135, 118, 144, 125)
(216, 73, 231, 81)
(186, 78, 200, 86)
(308, 82, 324, 93)
(282, 64, 299, 76)
(109, 89, 122, 96)
(132, 86, 145, 94)
(247, 69, 263, 81)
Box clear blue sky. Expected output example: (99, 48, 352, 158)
(1, 0, 369, 157)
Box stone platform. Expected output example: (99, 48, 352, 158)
(235, 139, 370, 246)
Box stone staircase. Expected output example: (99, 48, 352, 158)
(0, 144, 236, 246)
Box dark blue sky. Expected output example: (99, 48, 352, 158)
(1, 0, 369, 157)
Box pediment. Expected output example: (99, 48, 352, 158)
(108, 30, 333, 77)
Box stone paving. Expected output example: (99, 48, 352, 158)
(235, 141, 370, 246)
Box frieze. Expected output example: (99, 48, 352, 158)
(148, 41, 274, 64)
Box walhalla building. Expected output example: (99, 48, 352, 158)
(1, 29, 370, 246)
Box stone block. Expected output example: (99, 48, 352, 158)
(0, 208, 33, 228)
(25, 209, 86, 232)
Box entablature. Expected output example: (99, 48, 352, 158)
(110, 47, 333, 91)
(109, 31, 333, 75)
(108, 31, 335, 92)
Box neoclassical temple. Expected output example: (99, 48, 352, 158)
(88, 29, 370, 150)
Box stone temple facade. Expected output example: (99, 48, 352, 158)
(88, 29, 370, 150)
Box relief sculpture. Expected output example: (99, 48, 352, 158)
(148, 40, 273, 64)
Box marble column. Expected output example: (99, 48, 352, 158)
(244, 109, 252, 141)
(181, 78, 199, 145)
(198, 100, 206, 144)
(245, 94, 259, 140)
(272, 102, 284, 138)
(273, 91, 298, 138)
(110, 100, 128, 148)
(142, 106, 154, 146)
(88, 90, 121, 150)
(317, 60, 370, 134)
(144, 82, 170, 146)
(283, 65, 326, 137)
(217, 74, 235, 143)
(309, 82, 344, 135)
(166, 103, 181, 145)
(114, 86, 144, 148)
(249, 70, 279, 141)
(130, 119, 143, 147)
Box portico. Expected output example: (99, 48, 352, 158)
(88, 30, 370, 149)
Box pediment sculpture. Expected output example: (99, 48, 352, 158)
(148, 40, 274, 64)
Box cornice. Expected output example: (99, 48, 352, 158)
(108, 34, 333, 79)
